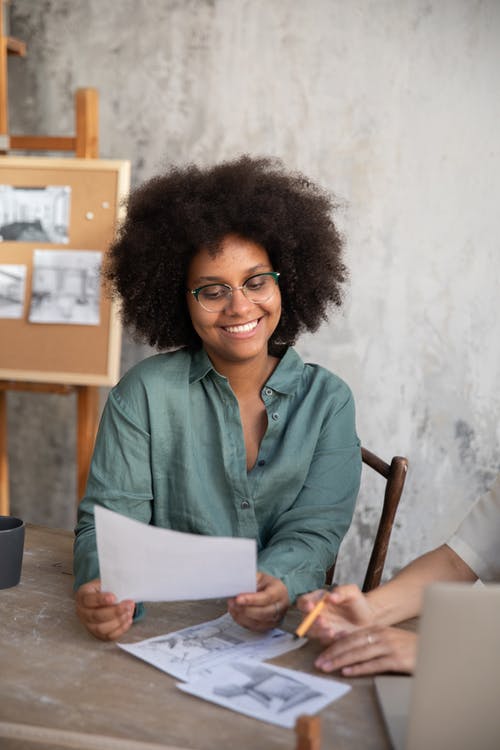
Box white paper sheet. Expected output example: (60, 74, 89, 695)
(177, 659, 351, 728)
(95, 506, 257, 602)
(118, 613, 306, 681)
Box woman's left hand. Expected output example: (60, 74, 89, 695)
(314, 625, 417, 676)
(227, 572, 290, 631)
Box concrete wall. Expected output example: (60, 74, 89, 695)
(6, 0, 500, 584)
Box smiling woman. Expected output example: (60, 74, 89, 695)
(73, 156, 362, 641)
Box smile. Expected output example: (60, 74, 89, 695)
(222, 319, 260, 334)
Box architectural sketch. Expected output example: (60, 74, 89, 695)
(29, 249, 102, 325)
(177, 658, 351, 728)
(213, 662, 322, 713)
(119, 613, 304, 682)
(0, 185, 70, 243)
(0, 264, 27, 319)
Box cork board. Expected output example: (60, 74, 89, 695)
(0, 156, 130, 385)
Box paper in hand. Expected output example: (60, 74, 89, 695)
(95, 505, 257, 602)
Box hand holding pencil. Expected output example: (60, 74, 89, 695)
(294, 584, 338, 639)
(295, 583, 377, 642)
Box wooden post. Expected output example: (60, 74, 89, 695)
(0, 0, 26, 151)
(76, 386, 99, 501)
(75, 88, 99, 158)
(0, 391, 9, 515)
(295, 715, 321, 750)
(0, 0, 8, 139)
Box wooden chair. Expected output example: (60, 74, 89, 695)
(326, 447, 409, 592)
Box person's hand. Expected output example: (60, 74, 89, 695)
(314, 625, 417, 676)
(227, 572, 290, 631)
(75, 579, 135, 641)
(296, 584, 377, 643)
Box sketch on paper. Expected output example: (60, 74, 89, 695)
(0, 264, 27, 319)
(0, 185, 70, 243)
(118, 613, 305, 682)
(177, 659, 351, 728)
(29, 249, 102, 325)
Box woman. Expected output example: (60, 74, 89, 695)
(74, 156, 361, 640)
(297, 472, 500, 675)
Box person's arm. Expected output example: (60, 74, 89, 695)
(363, 543, 477, 625)
(230, 385, 361, 630)
(74, 385, 154, 639)
(295, 544, 477, 676)
(297, 543, 477, 642)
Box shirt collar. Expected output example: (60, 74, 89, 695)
(266, 347, 304, 395)
(189, 347, 215, 384)
(188, 345, 305, 395)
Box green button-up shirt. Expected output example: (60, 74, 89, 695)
(74, 347, 361, 603)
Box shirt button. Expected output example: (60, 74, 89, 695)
(258, 459, 266, 466)
(271, 412, 280, 421)
(264, 387, 273, 396)
(241, 500, 250, 509)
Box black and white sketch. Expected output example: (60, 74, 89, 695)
(119, 613, 304, 682)
(213, 662, 322, 711)
(0, 264, 27, 319)
(29, 249, 102, 325)
(177, 659, 351, 728)
(0, 185, 70, 243)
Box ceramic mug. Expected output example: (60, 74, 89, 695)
(0, 516, 25, 589)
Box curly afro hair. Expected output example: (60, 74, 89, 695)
(105, 155, 348, 352)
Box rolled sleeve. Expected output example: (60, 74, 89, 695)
(73, 388, 154, 590)
(447, 474, 500, 582)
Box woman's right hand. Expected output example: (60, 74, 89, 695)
(296, 584, 377, 642)
(75, 579, 135, 641)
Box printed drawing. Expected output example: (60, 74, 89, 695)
(0, 264, 27, 319)
(119, 613, 302, 682)
(213, 662, 322, 713)
(29, 249, 102, 325)
(176, 657, 351, 728)
(141, 624, 242, 662)
(0, 185, 70, 244)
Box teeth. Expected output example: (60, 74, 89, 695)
(224, 320, 258, 333)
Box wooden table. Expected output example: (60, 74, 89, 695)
(0, 526, 391, 749)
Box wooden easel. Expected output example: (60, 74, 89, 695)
(0, 0, 102, 515)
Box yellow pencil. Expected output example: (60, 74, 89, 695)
(294, 585, 336, 639)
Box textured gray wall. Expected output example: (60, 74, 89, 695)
(6, 0, 500, 584)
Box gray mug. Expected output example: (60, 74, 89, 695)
(0, 516, 25, 589)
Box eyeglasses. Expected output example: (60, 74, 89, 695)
(189, 271, 280, 312)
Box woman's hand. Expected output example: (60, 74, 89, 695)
(75, 579, 135, 641)
(296, 584, 377, 643)
(227, 572, 290, 631)
(314, 625, 417, 676)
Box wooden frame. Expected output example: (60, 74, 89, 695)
(0, 155, 130, 385)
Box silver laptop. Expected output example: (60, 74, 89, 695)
(375, 583, 500, 750)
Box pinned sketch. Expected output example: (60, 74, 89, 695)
(0, 264, 27, 319)
(119, 613, 305, 682)
(177, 659, 351, 728)
(29, 249, 102, 325)
(0, 185, 70, 243)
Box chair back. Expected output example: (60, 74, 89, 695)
(326, 447, 408, 592)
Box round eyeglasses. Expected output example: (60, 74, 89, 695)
(189, 271, 280, 313)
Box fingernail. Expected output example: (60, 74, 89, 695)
(315, 658, 326, 669)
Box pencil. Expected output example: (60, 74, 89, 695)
(294, 585, 336, 639)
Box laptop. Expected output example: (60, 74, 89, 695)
(375, 583, 500, 750)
